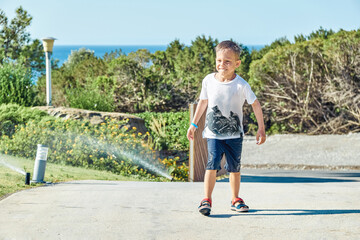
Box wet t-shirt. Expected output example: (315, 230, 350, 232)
(199, 73, 257, 139)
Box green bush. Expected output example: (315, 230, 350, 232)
(0, 105, 188, 181)
(0, 103, 48, 137)
(0, 117, 154, 178)
(135, 111, 189, 151)
(35, 52, 106, 107)
(249, 29, 360, 134)
(66, 86, 115, 112)
(0, 61, 36, 106)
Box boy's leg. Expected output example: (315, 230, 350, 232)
(199, 139, 223, 215)
(199, 170, 217, 216)
(204, 139, 223, 200)
(229, 172, 241, 201)
(224, 137, 249, 212)
(204, 170, 217, 199)
(223, 137, 243, 201)
(230, 171, 249, 212)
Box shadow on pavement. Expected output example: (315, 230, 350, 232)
(218, 175, 359, 183)
(209, 209, 360, 218)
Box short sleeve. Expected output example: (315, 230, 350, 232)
(199, 76, 208, 100)
(244, 83, 257, 104)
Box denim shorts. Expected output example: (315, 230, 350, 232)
(206, 137, 243, 172)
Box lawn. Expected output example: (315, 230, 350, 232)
(0, 154, 141, 199)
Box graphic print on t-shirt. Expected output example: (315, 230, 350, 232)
(205, 105, 242, 137)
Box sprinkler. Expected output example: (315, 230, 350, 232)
(25, 172, 30, 185)
(0, 158, 29, 184)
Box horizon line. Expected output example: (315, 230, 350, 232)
(53, 43, 267, 47)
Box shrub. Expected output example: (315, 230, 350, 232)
(0, 61, 36, 106)
(64, 48, 95, 68)
(66, 86, 115, 112)
(249, 29, 360, 134)
(0, 103, 48, 137)
(135, 111, 189, 151)
(35, 52, 106, 107)
(0, 106, 188, 181)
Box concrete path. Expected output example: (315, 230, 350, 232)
(242, 133, 360, 169)
(1, 169, 360, 240)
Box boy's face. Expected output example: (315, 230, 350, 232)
(215, 49, 241, 77)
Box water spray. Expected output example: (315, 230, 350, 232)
(1, 131, 174, 183)
(78, 134, 173, 180)
(0, 157, 31, 185)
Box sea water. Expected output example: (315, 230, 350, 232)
(52, 45, 168, 66)
(52, 45, 264, 67)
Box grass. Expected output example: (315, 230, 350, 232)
(0, 154, 142, 199)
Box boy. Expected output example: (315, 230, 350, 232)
(187, 40, 266, 216)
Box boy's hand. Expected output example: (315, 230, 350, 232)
(256, 129, 266, 145)
(251, 100, 266, 145)
(187, 125, 197, 141)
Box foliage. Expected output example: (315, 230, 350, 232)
(0, 6, 45, 73)
(251, 37, 291, 61)
(0, 105, 188, 181)
(170, 36, 218, 105)
(35, 49, 106, 106)
(0, 62, 37, 106)
(65, 76, 115, 112)
(160, 156, 188, 181)
(38, 36, 220, 113)
(33, 35, 243, 114)
(295, 26, 336, 42)
(2, 7, 358, 136)
(236, 44, 252, 80)
(0, 103, 48, 137)
(135, 111, 189, 151)
(64, 48, 95, 68)
(107, 55, 151, 112)
(249, 29, 360, 134)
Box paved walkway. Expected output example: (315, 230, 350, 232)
(1, 169, 360, 240)
(242, 133, 360, 169)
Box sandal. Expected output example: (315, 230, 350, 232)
(231, 197, 249, 212)
(198, 198, 212, 216)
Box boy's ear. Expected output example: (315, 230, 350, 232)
(236, 60, 241, 68)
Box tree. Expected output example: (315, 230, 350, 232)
(165, 39, 185, 67)
(249, 29, 360, 134)
(107, 55, 147, 112)
(172, 35, 218, 103)
(0, 61, 36, 106)
(251, 37, 290, 61)
(64, 48, 95, 68)
(230, 40, 251, 80)
(128, 49, 151, 68)
(35, 49, 106, 106)
(295, 27, 335, 43)
(307, 26, 335, 40)
(0, 6, 44, 73)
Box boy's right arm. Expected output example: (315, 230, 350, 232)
(187, 99, 208, 141)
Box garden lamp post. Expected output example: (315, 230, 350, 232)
(42, 37, 56, 106)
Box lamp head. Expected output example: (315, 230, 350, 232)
(42, 37, 57, 52)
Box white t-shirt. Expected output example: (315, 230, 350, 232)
(199, 73, 257, 139)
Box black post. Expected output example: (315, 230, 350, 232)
(25, 172, 30, 185)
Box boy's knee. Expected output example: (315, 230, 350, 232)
(206, 170, 217, 175)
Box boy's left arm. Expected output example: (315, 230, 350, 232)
(251, 99, 266, 145)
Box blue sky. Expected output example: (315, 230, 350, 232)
(1, 0, 359, 46)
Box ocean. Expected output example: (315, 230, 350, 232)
(52, 45, 264, 66)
